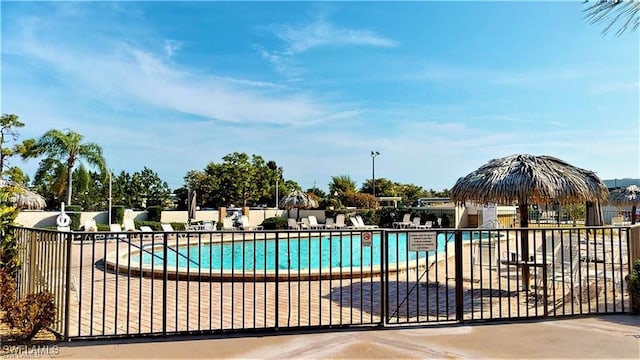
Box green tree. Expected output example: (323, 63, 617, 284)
(27, 129, 106, 206)
(585, 0, 640, 36)
(329, 175, 357, 197)
(361, 177, 397, 197)
(182, 153, 299, 209)
(130, 167, 172, 208)
(0, 114, 25, 180)
(307, 186, 327, 199)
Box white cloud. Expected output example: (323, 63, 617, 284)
(6, 25, 344, 126)
(163, 39, 182, 58)
(276, 18, 398, 54)
(259, 16, 397, 77)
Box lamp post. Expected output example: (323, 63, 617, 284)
(371, 151, 380, 198)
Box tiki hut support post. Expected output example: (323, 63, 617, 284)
(519, 200, 530, 288)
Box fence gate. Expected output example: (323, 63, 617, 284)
(384, 227, 631, 325)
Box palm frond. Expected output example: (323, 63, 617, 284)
(584, 0, 640, 36)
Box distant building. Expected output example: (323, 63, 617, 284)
(416, 197, 451, 207)
(603, 178, 640, 189)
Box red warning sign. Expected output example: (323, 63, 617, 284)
(362, 231, 372, 247)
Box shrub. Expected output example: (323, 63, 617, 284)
(0, 190, 20, 275)
(4, 291, 55, 341)
(357, 209, 379, 226)
(146, 206, 162, 222)
(110, 205, 125, 225)
(170, 222, 185, 231)
(626, 258, 640, 315)
(96, 224, 110, 232)
(0, 268, 17, 312)
(65, 205, 83, 230)
(1, 268, 55, 341)
(342, 192, 379, 209)
(135, 220, 162, 231)
(261, 217, 288, 230)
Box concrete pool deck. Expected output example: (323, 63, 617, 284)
(53, 314, 640, 359)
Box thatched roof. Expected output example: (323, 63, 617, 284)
(450, 154, 609, 205)
(608, 185, 640, 205)
(0, 179, 47, 210)
(279, 190, 318, 209)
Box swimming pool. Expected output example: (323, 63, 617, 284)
(105, 231, 492, 281)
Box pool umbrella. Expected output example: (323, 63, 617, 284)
(187, 190, 197, 223)
(0, 179, 47, 210)
(450, 154, 609, 289)
(608, 185, 640, 225)
(279, 189, 319, 221)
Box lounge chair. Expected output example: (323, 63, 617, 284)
(287, 218, 299, 229)
(393, 213, 412, 228)
(222, 218, 236, 231)
(334, 214, 347, 229)
(140, 225, 163, 239)
(202, 220, 216, 231)
(409, 217, 428, 229)
(110, 223, 123, 232)
(83, 219, 97, 232)
(299, 218, 311, 230)
(123, 218, 137, 231)
(307, 215, 324, 229)
(240, 215, 263, 230)
(349, 215, 377, 229)
(325, 218, 336, 229)
(160, 223, 174, 232)
(356, 215, 378, 229)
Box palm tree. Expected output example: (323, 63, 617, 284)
(29, 129, 106, 206)
(329, 175, 357, 196)
(585, 0, 640, 36)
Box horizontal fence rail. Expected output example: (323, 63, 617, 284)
(11, 225, 633, 340)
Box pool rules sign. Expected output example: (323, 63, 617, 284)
(409, 232, 437, 252)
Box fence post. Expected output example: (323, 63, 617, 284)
(455, 231, 464, 321)
(275, 231, 279, 330)
(63, 231, 73, 341)
(380, 230, 387, 327)
(162, 234, 168, 336)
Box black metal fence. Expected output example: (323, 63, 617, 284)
(12, 225, 632, 340)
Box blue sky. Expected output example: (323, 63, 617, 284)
(2, 1, 638, 193)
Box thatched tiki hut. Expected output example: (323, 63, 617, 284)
(0, 179, 47, 210)
(609, 185, 640, 225)
(279, 190, 319, 221)
(450, 154, 609, 289)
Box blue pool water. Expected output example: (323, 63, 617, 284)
(132, 232, 489, 272)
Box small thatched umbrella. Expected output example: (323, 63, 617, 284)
(608, 185, 640, 225)
(0, 179, 47, 210)
(279, 190, 319, 221)
(450, 154, 609, 289)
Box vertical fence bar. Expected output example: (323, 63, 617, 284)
(63, 231, 73, 341)
(380, 230, 387, 326)
(275, 231, 279, 330)
(455, 230, 463, 321)
(162, 235, 168, 336)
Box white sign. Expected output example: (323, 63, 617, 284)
(409, 232, 437, 252)
(361, 231, 373, 247)
(483, 203, 498, 228)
